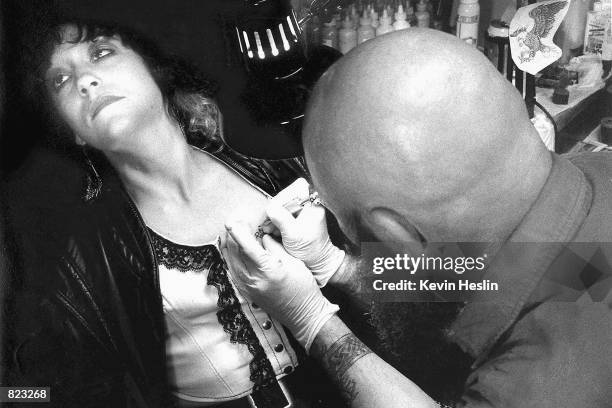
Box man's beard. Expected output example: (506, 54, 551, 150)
(347, 221, 474, 403)
(368, 301, 473, 404)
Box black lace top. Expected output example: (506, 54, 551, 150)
(148, 229, 290, 407)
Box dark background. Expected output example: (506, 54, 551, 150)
(0, 0, 459, 174)
(0, 0, 254, 176)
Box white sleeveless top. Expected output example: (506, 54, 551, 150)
(150, 231, 298, 405)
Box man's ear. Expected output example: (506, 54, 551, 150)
(364, 207, 425, 248)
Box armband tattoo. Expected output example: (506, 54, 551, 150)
(312, 333, 372, 403)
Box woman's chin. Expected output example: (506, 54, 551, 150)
(89, 119, 135, 150)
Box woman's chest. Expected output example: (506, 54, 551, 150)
(153, 235, 298, 400)
(145, 173, 270, 245)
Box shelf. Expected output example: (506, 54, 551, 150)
(536, 83, 606, 132)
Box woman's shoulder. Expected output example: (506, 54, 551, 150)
(203, 145, 308, 195)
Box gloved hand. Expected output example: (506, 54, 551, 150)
(225, 220, 339, 352)
(266, 190, 346, 287)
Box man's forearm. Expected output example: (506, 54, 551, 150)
(327, 255, 370, 305)
(309, 315, 370, 403)
(310, 315, 438, 408)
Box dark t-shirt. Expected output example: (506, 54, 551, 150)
(451, 152, 612, 407)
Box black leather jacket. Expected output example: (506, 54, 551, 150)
(2, 146, 307, 407)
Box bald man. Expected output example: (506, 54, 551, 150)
(226, 30, 612, 408)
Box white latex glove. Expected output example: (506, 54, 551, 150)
(266, 192, 346, 288)
(225, 220, 339, 352)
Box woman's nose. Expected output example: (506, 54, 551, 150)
(77, 73, 100, 96)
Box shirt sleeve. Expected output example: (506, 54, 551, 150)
(457, 297, 612, 408)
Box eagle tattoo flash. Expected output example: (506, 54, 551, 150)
(509, 0, 570, 74)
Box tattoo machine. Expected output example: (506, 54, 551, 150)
(255, 191, 322, 238)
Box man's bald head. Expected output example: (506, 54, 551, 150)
(303, 29, 551, 244)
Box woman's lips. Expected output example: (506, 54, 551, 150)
(90, 95, 125, 120)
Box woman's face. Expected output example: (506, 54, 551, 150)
(46, 25, 166, 152)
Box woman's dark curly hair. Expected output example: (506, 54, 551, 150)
(29, 19, 222, 151)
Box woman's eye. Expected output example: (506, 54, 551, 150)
(53, 73, 70, 90)
(91, 48, 114, 61)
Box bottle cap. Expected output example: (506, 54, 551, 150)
(417, 2, 427, 12)
(487, 20, 509, 38)
(593, 1, 603, 11)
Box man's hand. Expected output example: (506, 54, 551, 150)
(225, 220, 339, 352)
(266, 199, 345, 287)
